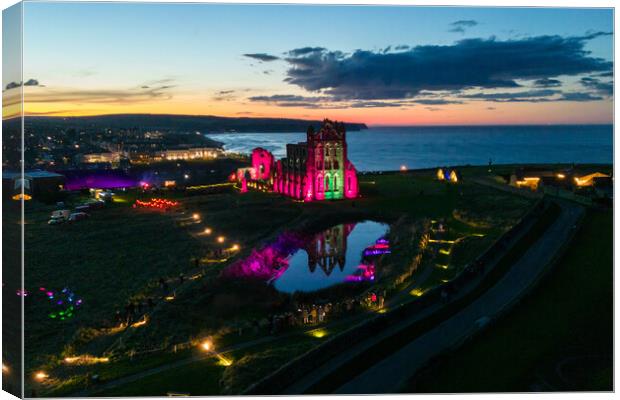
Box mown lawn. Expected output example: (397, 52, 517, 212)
(95, 357, 225, 396)
(407, 208, 613, 392)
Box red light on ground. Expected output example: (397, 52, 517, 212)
(134, 198, 180, 210)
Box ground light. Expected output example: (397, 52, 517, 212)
(400, 165, 408, 171)
(34, 371, 49, 381)
(131, 316, 148, 328)
(216, 354, 233, 367)
(231, 244, 240, 251)
(2, 364, 8, 373)
(307, 328, 328, 338)
(201, 340, 212, 351)
(410, 288, 425, 297)
(199, 340, 233, 366)
(192, 213, 200, 220)
(204, 228, 212, 235)
(64, 355, 109, 365)
(428, 239, 456, 244)
(217, 236, 226, 244)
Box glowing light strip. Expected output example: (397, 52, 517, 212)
(186, 183, 234, 190)
(428, 239, 456, 244)
(64, 355, 110, 365)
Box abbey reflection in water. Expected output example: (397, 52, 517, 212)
(222, 221, 389, 293)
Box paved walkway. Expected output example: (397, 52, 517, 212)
(332, 200, 583, 394)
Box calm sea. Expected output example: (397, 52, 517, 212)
(208, 125, 613, 172)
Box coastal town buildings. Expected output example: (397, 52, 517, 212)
(234, 120, 359, 201)
(81, 152, 122, 164)
(158, 147, 221, 161)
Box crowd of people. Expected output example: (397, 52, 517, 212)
(242, 290, 388, 336)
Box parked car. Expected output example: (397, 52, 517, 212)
(85, 200, 105, 209)
(68, 212, 89, 222)
(48, 217, 66, 225)
(51, 209, 70, 219)
(74, 205, 90, 212)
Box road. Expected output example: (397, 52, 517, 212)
(332, 200, 583, 394)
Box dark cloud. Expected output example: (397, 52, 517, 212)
(411, 98, 463, 105)
(449, 19, 478, 33)
(5, 81, 20, 90)
(247, 94, 414, 109)
(460, 89, 560, 102)
(558, 92, 604, 102)
(394, 45, 410, 51)
(348, 101, 409, 108)
(460, 89, 604, 103)
(286, 47, 326, 57)
(213, 90, 237, 101)
(597, 71, 613, 78)
(243, 53, 280, 62)
(580, 76, 613, 96)
(248, 94, 324, 103)
(281, 33, 612, 100)
(5, 78, 41, 90)
(533, 78, 562, 87)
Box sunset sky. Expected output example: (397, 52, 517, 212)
(3, 3, 614, 125)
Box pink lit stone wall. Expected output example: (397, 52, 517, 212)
(236, 121, 360, 202)
(251, 148, 274, 180)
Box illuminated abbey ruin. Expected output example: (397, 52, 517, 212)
(234, 120, 359, 201)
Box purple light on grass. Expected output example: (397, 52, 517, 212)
(62, 170, 139, 190)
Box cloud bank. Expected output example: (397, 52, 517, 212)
(280, 33, 612, 100)
(242, 32, 612, 109)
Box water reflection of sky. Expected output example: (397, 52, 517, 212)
(273, 221, 388, 294)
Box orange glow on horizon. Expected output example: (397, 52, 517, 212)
(8, 87, 612, 125)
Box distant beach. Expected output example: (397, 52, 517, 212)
(208, 125, 613, 172)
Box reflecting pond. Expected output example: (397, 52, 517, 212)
(222, 221, 389, 294)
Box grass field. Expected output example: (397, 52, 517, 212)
(18, 166, 538, 395)
(407, 208, 613, 392)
